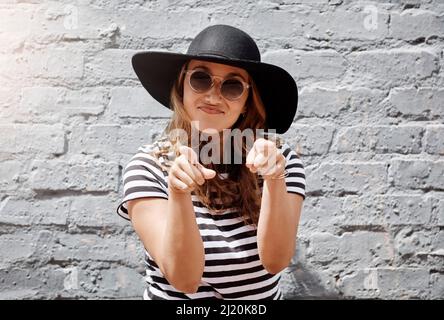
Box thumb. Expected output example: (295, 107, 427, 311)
(196, 163, 216, 180)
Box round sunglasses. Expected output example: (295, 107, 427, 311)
(185, 69, 250, 101)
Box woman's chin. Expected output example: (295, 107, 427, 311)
(191, 121, 224, 133)
(191, 116, 240, 131)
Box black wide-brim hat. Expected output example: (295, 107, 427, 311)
(131, 24, 298, 134)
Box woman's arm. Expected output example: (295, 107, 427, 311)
(128, 190, 205, 294)
(257, 178, 304, 274)
(128, 146, 215, 294)
(246, 138, 305, 274)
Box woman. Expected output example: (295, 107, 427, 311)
(117, 25, 306, 300)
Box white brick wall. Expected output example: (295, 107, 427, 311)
(0, 0, 443, 299)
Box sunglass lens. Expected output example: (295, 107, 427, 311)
(221, 79, 245, 100)
(190, 71, 212, 92)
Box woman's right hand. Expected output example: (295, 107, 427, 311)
(169, 145, 216, 193)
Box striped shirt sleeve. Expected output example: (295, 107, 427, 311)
(280, 143, 306, 199)
(116, 151, 169, 221)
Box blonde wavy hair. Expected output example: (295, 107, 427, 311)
(155, 61, 278, 226)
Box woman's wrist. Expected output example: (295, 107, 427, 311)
(262, 169, 288, 181)
(262, 169, 288, 180)
(261, 153, 287, 180)
(168, 184, 192, 195)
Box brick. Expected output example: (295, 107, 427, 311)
(334, 126, 376, 153)
(268, 0, 329, 4)
(2, 0, 444, 300)
(430, 272, 444, 299)
(0, 265, 139, 299)
(307, 162, 388, 195)
(70, 122, 169, 157)
(298, 87, 349, 118)
(0, 198, 69, 226)
(373, 126, 423, 154)
(34, 230, 55, 261)
(346, 49, 438, 87)
(340, 195, 387, 227)
(91, 266, 144, 298)
(384, 196, 433, 226)
(436, 198, 444, 226)
(0, 6, 34, 35)
(376, 268, 431, 299)
(389, 160, 444, 191)
(388, 88, 444, 118)
(243, 5, 389, 41)
(125, 233, 147, 267)
(30, 160, 119, 192)
(0, 234, 35, 266)
(117, 121, 170, 154)
(0, 161, 22, 191)
(307, 232, 339, 264)
(304, 5, 389, 40)
(50, 264, 145, 298)
(17, 87, 64, 123)
(298, 87, 385, 121)
(70, 124, 121, 155)
(52, 234, 127, 262)
(0, 5, 33, 56)
(0, 266, 66, 298)
(283, 125, 335, 156)
(0, 268, 44, 293)
(109, 87, 172, 118)
(340, 268, 430, 299)
(237, 11, 300, 38)
(431, 230, 444, 253)
(334, 125, 423, 154)
(25, 4, 144, 46)
(0, 263, 141, 299)
(281, 265, 340, 299)
(309, 231, 393, 267)
(425, 125, 444, 155)
(69, 195, 122, 227)
(33, 4, 108, 41)
(298, 197, 343, 232)
(0, 87, 19, 109)
(0, 289, 40, 300)
(121, 9, 207, 39)
(339, 268, 381, 299)
(84, 49, 137, 84)
(394, 227, 433, 258)
(391, 9, 444, 39)
(0, 32, 26, 55)
(0, 124, 65, 155)
(0, 87, 20, 122)
(263, 50, 347, 83)
(0, 54, 30, 83)
(18, 87, 107, 123)
(342, 195, 433, 226)
(28, 49, 84, 79)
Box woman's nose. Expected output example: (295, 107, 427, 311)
(204, 80, 223, 102)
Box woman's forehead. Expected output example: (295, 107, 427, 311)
(188, 59, 249, 78)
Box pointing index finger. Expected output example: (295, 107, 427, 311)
(179, 145, 199, 165)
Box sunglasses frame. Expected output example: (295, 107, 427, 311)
(185, 69, 250, 101)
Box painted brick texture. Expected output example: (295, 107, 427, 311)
(0, 0, 442, 299)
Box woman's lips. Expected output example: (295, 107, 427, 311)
(198, 106, 224, 115)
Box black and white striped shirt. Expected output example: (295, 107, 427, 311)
(116, 139, 306, 300)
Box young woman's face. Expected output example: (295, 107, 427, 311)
(183, 59, 250, 132)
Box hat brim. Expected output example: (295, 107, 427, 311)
(131, 51, 298, 134)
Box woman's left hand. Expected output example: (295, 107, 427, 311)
(246, 138, 286, 179)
